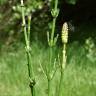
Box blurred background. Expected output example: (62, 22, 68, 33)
(0, 0, 96, 96)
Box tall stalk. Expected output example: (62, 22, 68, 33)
(20, 0, 35, 96)
(47, 0, 59, 96)
(58, 22, 68, 96)
(39, 0, 59, 96)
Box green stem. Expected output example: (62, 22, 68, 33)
(47, 0, 59, 96)
(49, 47, 52, 75)
(58, 70, 63, 96)
(27, 52, 34, 96)
(51, 18, 56, 44)
(58, 44, 66, 96)
(55, 0, 58, 11)
(21, 0, 35, 96)
(26, 52, 32, 77)
(48, 79, 51, 96)
(21, 0, 28, 46)
(47, 47, 52, 96)
(28, 15, 31, 45)
(51, 0, 58, 45)
(62, 44, 66, 69)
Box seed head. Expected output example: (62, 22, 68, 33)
(61, 22, 68, 43)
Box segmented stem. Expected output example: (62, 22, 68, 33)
(47, 0, 59, 95)
(20, 0, 35, 96)
(58, 22, 68, 96)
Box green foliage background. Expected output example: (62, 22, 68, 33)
(0, 0, 96, 96)
(0, 0, 50, 44)
(0, 0, 78, 44)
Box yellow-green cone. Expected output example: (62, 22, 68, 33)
(61, 22, 68, 44)
(61, 22, 68, 69)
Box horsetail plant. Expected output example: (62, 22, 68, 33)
(20, 0, 35, 96)
(39, 0, 59, 96)
(47, 0, 59, 96)
(58, 22, 68, 96)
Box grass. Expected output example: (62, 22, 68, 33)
(0, 41, 96, 96)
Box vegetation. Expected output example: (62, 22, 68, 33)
(0, 0, 96, 96)
(21, 0, 35, 96)
(0, 39, 96, 96)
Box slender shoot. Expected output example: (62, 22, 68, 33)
(58, 22, 68, 96)
(20, 0, 35, 96)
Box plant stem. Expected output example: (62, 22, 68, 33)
(48, 79, 51, 96)
(28, 15, 31, 43)
(21, 0, 28, 46)
(51, 0, 58, 44)
(47, 0, 59, 96)
(58, 22, 68, 96)
(20, 0, 35, 96)
(58, 44, 66, 96)
(27, 52, 34, 96)
(62, 44, 66, 70)
(48, 47, 52, 96)
(55, 0, 58, 10)
(51, 18, 56, 43)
